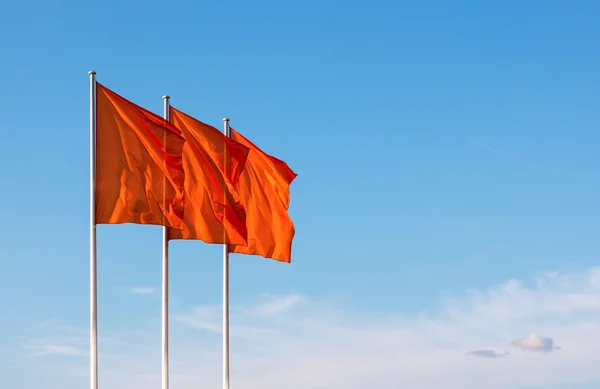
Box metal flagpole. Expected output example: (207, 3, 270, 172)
(222, 118, 231, 389)
(161, 95, 171, 389)
(89, 70, 98, 389)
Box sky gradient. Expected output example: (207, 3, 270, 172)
(1, 0, 600, 388)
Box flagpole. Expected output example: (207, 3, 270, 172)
(161, 95, 171, 389)
(89, 70, 98, 389)
(222, 117, 231, 389)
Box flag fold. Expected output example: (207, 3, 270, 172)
(228, 128, 297, 263)
(95, 83, 186, 227)
(167, 107, 249, 245)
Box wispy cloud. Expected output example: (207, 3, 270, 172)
(31, 344, 87, 357)
(471, 139, 527, 168)
(470, 139, 547, 176)
(23, 267, 600, 389)
(130, 287, 156, 295)
(22, 337, 87, 358)
(472, 139, 508, 158)
(173, 306, 222, 333)
(468, 349, 509, 358)
(249, 293, 303, 316)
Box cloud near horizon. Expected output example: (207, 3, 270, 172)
(468, 349, 509, 358)
(512, 332, 558, 353)
(21, 267, 600, 389)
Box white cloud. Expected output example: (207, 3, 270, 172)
(130, 287, 156, 295)
(512, 332, 557, 353)
(22, 267, 600, 389)
(25, 343, 86, 357)
(22, 335, 88, 358)
(247, 293, 303, 316)
(173, 306, 222, 333)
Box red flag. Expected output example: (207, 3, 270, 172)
(95, 83, 185, 227)
(167, 107, 249, 245)
(228, 129, 297, 262)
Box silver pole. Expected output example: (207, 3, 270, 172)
(222, 117, 231, 389)
(161, 95, 171, 389)
(89, 70, 98, 389)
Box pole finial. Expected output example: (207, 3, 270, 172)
(223, 118, 230, 122)
(88, 70, 96, 75)
(162, 95, 170, 100)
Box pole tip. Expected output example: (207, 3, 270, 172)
(162, 95, 170, 100)
(223, 118, 230, 122)
(88, 70, 96, 75)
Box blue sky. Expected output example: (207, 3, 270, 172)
(1, 0, 600, 388)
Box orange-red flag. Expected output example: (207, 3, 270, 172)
(95, 83, 185, 227)
(228, 129, 297, 263)
(167, 107, 249, 245)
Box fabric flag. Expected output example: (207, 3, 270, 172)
(228, 128, 297, 263)
(167, 107, 250, 245)
(95, 83, 186, 227)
